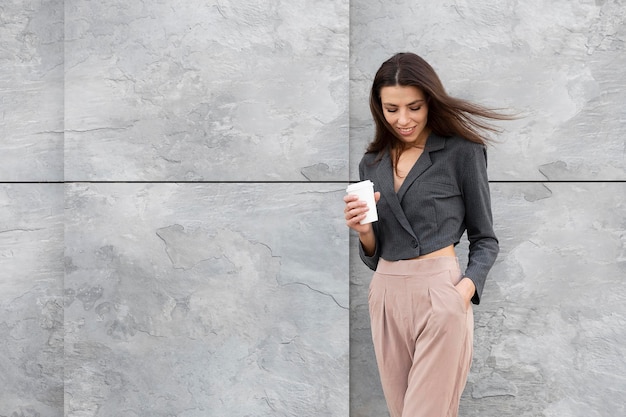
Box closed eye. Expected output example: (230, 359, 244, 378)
(384, 106, 422, 113)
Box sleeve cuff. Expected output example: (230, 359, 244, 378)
(359, 240, 380, 271)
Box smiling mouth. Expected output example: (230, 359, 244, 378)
(398, 127, 415, 135)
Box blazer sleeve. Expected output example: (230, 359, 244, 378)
(461, 145, 499, 304)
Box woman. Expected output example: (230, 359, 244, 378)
(344, 52, 509, 417)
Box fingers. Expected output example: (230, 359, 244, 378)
(343, 194, 360, 212)
(345, 207, 368, 224)
(343, 194, 359, 204)
(344, 199, 368, 217)
(344, 193, 375, 232)
(346, 212, 368, 233)
(344, 198, 365, 221)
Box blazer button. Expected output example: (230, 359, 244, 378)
(411, 240, 418, 248)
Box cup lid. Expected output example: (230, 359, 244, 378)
(346, 180, 373, 193)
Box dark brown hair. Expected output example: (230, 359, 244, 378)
(368, 52, 512, 157)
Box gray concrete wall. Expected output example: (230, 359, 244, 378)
(350, 2, 626, 417)
(63, 183, 348, 416)
(0, 0, 624, 416)
(3, 0, 350, 416)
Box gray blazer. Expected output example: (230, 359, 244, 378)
(358, 133, 498, 304)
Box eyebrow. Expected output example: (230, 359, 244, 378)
(382, 99, 426, 107)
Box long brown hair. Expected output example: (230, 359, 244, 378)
(368, 52, 512, 158)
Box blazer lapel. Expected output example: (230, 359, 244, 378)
(397, 134, 446, 201)
(376, 150, 417, 237)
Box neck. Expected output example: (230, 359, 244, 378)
(400, 128, 430, 151)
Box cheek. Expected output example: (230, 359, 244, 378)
(383, 112, 395, 125)
(415, 112, 428, 124)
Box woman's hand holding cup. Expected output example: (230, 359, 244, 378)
(343, 191, 380, 234)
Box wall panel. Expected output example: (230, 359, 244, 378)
(64, 183, 348, 416)
(0, 185, 64, 415)
(0, 0, 64, 181)
(350, 183, 626, 416)
(464, 182, 626, 417)
(349, 0, 626, 181)
(64, 0, 349, 182)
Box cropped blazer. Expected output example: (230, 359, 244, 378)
(358, 133, 498, 304)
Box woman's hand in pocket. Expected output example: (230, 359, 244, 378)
(454, 277, 475, 311)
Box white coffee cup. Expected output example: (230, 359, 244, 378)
(346, 180, 378, 224)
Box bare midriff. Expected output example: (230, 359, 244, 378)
(412, 244, 456, 260)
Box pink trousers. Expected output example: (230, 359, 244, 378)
(368, 257, 474, 417)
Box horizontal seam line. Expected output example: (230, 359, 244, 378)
(1, 180, 626, 184)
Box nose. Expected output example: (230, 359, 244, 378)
(397, 108, 410, 126)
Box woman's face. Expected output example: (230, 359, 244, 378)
(379, 85, 429, 146)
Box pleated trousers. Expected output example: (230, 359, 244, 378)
(368, 256, 474, 417)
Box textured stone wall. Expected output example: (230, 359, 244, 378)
(64, 0, 348, 181)
(0, 184, 64, 416)
(1, 0, 625, 416)
(0, 0, 64, 181)
(350, 1, 626, 417)
(1, 0, 65, 415)
(63, 183, 348, 416)
(3, 0, 350, 416)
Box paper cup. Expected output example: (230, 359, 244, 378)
(346, 180, 378, 224)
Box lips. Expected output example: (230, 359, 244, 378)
(397, 126, 416, 136)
